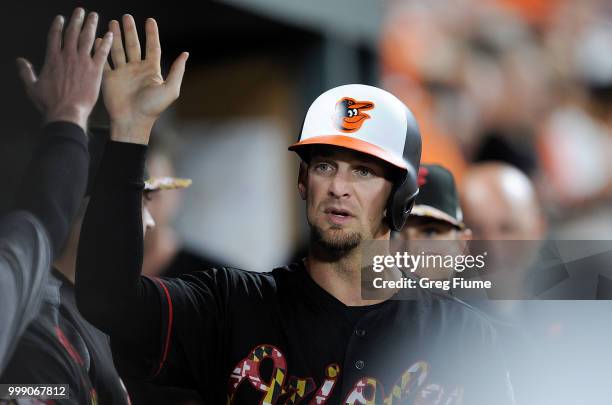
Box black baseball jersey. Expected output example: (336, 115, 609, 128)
(111, 262, 514, 404)
(1, 269, 130, 405)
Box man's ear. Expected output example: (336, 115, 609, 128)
(456, 227, 473, 254)
(459, 227, 473, 241)
(298, 162, 308, 200)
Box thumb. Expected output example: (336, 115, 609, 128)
(16, 58, 37, 87)
(164, 52, 189, 99)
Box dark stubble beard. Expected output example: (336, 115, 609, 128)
(310, 224, 362, 262)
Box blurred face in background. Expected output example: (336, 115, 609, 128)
(299, 146, 393, 255)
(460, 163, 545, 285)
(403, 216, 464, 241)
(142, 193, 156, 237)
(398, 216, 471, 280)
(460, 164, 544, 241)
(146, 152, 182, 228)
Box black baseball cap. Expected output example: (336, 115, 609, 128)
(410, 164, 464, 229)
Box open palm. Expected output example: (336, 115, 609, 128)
(99, 15, 188, 144)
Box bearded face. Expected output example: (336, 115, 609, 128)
(299, 146, 393, 260)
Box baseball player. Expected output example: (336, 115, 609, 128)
(0, 8, 112, 375)
(74, 15, 514, 404)
(0, 125, 191, 405)
(394, 164, 472, 281)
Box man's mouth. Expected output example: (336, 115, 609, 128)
(324, 207, 355, 225)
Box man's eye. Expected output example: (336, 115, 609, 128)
(422, 227, 439, 237)
(355, 167, 372, 177)
(315, 163, 332, 172)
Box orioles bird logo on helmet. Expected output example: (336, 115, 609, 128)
(333, 97, 375, 133)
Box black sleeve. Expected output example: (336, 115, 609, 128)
(75, 141, 234, 390)
(75, 141, 166, 378)
(15, 121, 88, 257)
(135, 269, 232, 388)
(0, 211, 49, 374)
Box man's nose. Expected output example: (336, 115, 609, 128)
(328, 170, 351, 198)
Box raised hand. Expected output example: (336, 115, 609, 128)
(16, 8, 113, 131)
(99, 15, 188, 145)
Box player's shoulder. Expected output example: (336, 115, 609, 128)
(159, 261, 304, 298)
(424, 291, 499, 342)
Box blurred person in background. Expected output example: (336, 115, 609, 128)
(460, 162, 546, 298)
(0, 8, 111, 376)
(459, 160, 612, 403)
(141, 145, 222, 278)
(129, 147, 203, 405)
(460, 162, 550, 404)
(394, 164, 471, 281)
(1, 11, 187, 405)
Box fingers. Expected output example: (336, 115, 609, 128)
(94, 38, 112, 73)
(122, 14, 141, 62)
(16, 58, 37, 87)
(93, 32, 114, 72)
(145, 18, 161, 63)
(78, 12, 99, 54)
(44, 15, 64, 63)
(165, 52, 189, 98)
(109, 20, 126, 67)
(63, 8, 86, 52)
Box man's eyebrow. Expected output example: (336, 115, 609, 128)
(310, 156, 329, 163)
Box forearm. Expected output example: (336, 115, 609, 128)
(75, 141, 161, 342)
(15, 121, 88, 257)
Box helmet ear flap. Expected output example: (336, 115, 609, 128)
(386, 165, 419, 232)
